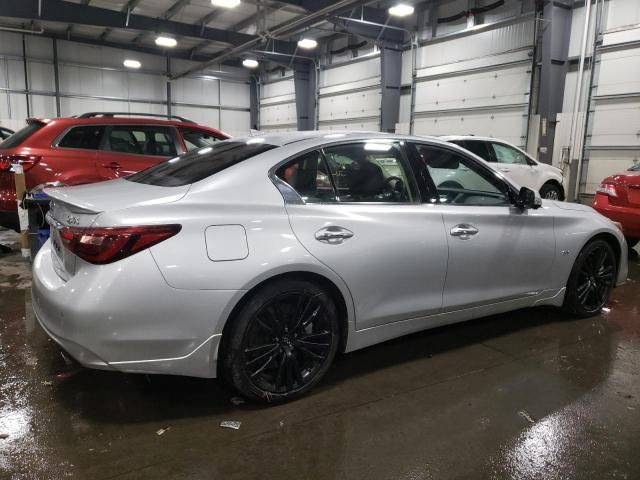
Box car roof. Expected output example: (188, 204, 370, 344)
(31, 116, 228, 135)
(438, 134, 519, 145)
(229, 130, 447, 147)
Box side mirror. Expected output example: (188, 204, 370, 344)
(515, 186, 542, 210)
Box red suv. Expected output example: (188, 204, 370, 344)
(0, 113, 229, 230)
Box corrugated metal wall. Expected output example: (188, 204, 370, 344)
(0, 31, 251, 136)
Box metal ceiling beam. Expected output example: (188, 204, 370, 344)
(2, 0, 275, 48)
(172, 0, 368, 79)
(162, 0, 192, 21)
(41, 29, 242, 68)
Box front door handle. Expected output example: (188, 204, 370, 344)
(498, 167, 511, 173)
(102, 162, 121, 170)
(315, 226, 354, 244)
(450, 224, 479, 239)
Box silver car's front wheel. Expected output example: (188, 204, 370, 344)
(224, 278, 340, 403)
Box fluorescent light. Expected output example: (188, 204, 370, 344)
(242, 58, 259, 68)
(388, 3, 415, 17)
(212, 0, 240, 7)
(297, 38, 318, 49)
(155, 36, 177, 48)
(123, 59, 141, 69)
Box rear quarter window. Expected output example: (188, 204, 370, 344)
(0, 122, 45, 149)
(126, 141, 278, 187)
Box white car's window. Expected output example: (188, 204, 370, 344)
(276, 151, 336, 203)
(322, 142, 416, 203)
(414, 144, 510, 206)
(490, 143, 528, 165)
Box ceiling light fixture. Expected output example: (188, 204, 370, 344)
(123, 59, 141, 69)
(155, 36, 177, 48)
(388, 3, 415, 17)
(212, 0, 241, 8)
(242, 58, 259, 68)
(297, 38, 318, 49)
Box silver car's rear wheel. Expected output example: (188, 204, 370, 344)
(224, 278, 339, 403)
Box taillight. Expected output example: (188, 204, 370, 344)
(596, 183, 618, 197)
(59, 224, 181, 264)
(0, 154, 42, 172)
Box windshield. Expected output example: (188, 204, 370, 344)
(0, 121, 45, 149)
(126, 141, 278, 187)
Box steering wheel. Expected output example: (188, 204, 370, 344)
(383, 176, 407, 200)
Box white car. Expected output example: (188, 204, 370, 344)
(440, 136, 565, 200)
(32, 132, 626, 403)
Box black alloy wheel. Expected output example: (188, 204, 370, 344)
(225, 279, 339, 403)
(564, 239, 617, 316)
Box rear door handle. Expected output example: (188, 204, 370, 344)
(315, 226, 354, 244)
(450, 224, 479, 239)
(102, 162, 121, 170)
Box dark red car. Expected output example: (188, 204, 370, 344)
(0, 113, 229, 231)
(592, 164, 640, 249)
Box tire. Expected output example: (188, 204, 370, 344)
(563, 239, 617, 317)
(626, 237, 638, 249)
(223, 278, 340, 404)
(540, 183, 563, 200)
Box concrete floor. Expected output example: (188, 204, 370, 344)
(1, 229, 639, 480)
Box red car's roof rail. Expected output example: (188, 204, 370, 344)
(76, 112, 196, 124)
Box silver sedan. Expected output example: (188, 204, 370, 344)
(32, 132, 628, 403)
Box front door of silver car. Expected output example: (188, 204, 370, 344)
(278, 141, 449, 330)
(408, 142, 555, 310)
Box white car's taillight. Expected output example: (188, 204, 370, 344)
(59, 224, 181, 264)
(596, 183, 618, 197)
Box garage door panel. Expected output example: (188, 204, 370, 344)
(260, 102, 296, 128)
(415, 66, 530, 113)
(318, 120, 380, 131)
(413, 108, 528, 147)
(596, 49, 640, 97)
(319, 89, 381, 122)
(590, 100, 640, 147)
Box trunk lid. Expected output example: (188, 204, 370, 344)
(45, 179, 190, 280)
(621, 171, 640, 206)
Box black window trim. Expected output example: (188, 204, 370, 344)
(102, 124, 182, 157)
(269, 139, 423, 206)
(407, 140, 519, 206)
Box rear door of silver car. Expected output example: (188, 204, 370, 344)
(279, 140, 449, 330)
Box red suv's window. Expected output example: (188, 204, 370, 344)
(107, 126, 177, 157)
(180, 128, 221, 152)
(57, 126, 105, 149)
(0, 121, 45, 149)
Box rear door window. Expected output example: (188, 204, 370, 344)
(57, 126, 105, 150)
(180, 128, 222, 151)
(107, 126, 177, 157)
(0, 122, 45, 149)
(127, 141, 278, 187)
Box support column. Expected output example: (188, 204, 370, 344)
(293, 62, 316, 131)
(52, 39, 61, 117)
(380, 45, 402, 133)
(21, 34, 30, 118)
(537, 0, 573, 164)
(166, 55, 172, 117)
(249, 76, 259, 130)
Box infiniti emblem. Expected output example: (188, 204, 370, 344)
(66, 215, 79, 225)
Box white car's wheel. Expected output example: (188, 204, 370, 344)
(540, 183, 562, 200)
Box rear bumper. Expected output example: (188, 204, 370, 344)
(593, 194, 640, 239)
(32, 242, 242, 378)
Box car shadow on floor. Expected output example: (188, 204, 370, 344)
(48, 300, 621, 425)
